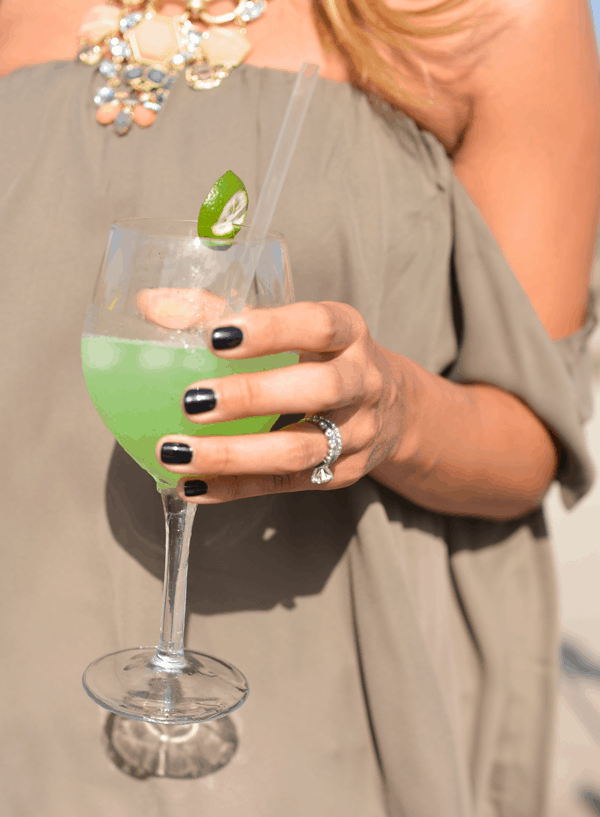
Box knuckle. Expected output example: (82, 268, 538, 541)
(333, 302, 369, 344)
(348, 306, 369, 342)
(287, 433, 318, 473)
(357, 416, 379, 449)
(215, 439, 233, 472)
(261, 310, 281, 349)
(364, 366, 385, 403)
(348, 360, 368, 399)
(232, 374, 260, 414)
(315, 303, 338, 348)
(332, 359, 365, 405)
(326, 365, 346, 405)
(200, 437, 233, 473)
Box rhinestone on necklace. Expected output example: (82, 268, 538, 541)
(78, 0, 268, 135)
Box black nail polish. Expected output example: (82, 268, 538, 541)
(212, 326, 243, 350)
(161, 443, 192, 464)
(184, 480, 208, 497)
(184, 388, 216, 414)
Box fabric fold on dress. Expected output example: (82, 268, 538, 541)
(446, 175, 596, 508)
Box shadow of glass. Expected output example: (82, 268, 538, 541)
(104, 713, 238, 779)
(105, 442, 356, 615)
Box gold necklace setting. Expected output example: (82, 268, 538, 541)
(78, 1, 267, 135)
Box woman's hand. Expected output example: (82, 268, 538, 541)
(153, 295, 559, 520)
(156, 301, 408, 504)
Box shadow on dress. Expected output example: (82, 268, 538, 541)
(105, 442, 357, 615)
(105, 440, 549, 616)
(103, 441, 552, 789)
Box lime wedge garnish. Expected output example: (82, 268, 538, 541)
(197, 170, 248, 239)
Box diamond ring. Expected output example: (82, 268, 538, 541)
(303, 416, 343, 485)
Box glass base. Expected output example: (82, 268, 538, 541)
(83, 647, 249, 724)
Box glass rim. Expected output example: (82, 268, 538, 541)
(111, 219, 285, 242)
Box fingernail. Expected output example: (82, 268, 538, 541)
(212, 326, 243, 350)
(184, 480, 208, 497)
(184, 388, 216, 414)
(161, 443, 192, 464)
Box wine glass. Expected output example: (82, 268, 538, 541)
(81, 218, 296, 724)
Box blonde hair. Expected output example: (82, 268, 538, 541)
(312, 0, 499, 109)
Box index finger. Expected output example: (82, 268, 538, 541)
(207, 301, 359, 358)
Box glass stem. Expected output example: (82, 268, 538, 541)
(152, 489, 197, 671)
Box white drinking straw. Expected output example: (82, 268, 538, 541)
(226, 62, 320, 313)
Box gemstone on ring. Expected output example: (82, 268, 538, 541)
(312, 464, 334, 484)
(303, 416, 343, 485)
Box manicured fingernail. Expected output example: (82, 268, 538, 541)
(212, 326, 243, 350)
(184, 388, 216, 414)
(184, 480, 208, 497)
(161, 442, 192, 464)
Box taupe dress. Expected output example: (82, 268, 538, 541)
(0, 61, 596, 817)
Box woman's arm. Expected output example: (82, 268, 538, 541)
(450, 0, 600, 340)
(154, 0, 600, 522)
(369, 350, 559, 520)
(153, 300, 560, 522)
(372, 0, 600, 515)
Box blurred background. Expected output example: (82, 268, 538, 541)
(550, 5, 600, 813)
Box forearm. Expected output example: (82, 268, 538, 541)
(370, 348, 560, 520)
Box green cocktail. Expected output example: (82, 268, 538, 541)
(81, 218, 296, 726)
(82, 335, 298, 487)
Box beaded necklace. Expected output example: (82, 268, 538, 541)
(78, 0, 267, 135)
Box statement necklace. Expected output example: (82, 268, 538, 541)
(78, 0, 267, 135)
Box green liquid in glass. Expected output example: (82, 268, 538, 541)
(82, 335, 299, 488)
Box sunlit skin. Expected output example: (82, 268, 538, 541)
(3, 0, 599, 518)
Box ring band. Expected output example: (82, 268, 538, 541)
(303, 416, 343, 485)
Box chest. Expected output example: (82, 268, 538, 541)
(0, 0, 469, 153)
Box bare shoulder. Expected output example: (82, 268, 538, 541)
(446, 0, 600, 339)
(448, 0, 600, 110)
(395, 0, 598, 152)
(0, 0, 86, 77)
(382, 0, 515, 151)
